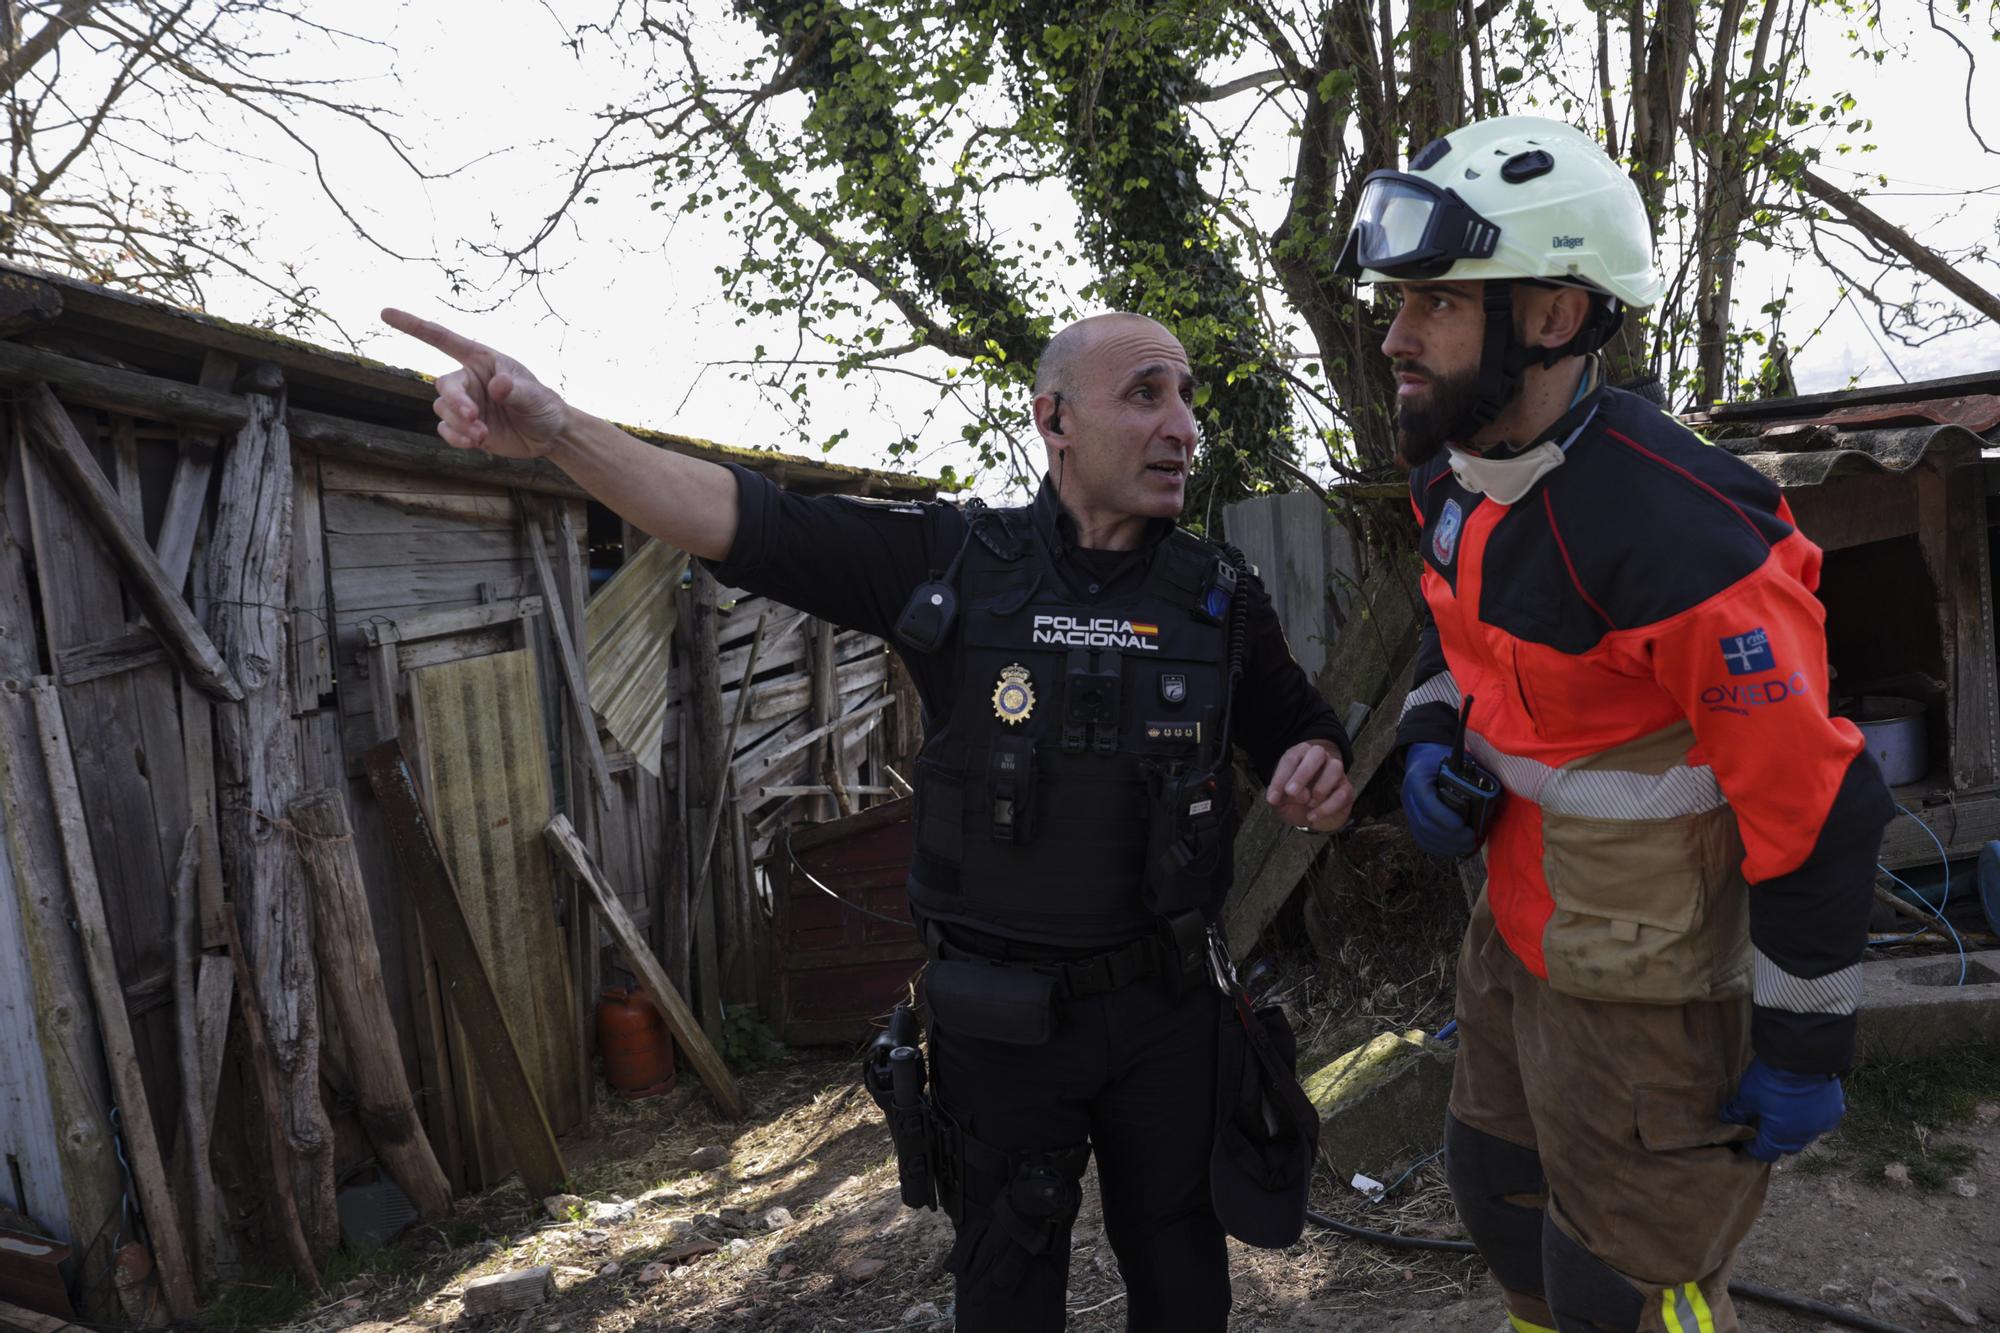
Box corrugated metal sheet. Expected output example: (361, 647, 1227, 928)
(1731, 423, 1989, 488)
(585, 537, 689, 775)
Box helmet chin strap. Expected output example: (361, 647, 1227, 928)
(1468, 280, 1628, 433)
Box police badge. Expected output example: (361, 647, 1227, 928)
(1160, 673, 1188, 705)
(992, 663, 1036, 724)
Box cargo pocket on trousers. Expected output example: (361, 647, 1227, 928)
(1540, 808, 1746, 1005)
(1634, 1082, 1758, 1152)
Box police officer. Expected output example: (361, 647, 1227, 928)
(381, 307, 1356, 1331)
(1337, 118, 1891, 1331)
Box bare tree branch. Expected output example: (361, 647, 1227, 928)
(1794, 165, 2000, 325)
(1927, 0, 1996, 155)
(1191, 66, 1288, 102)
(0, 0, 94, 98)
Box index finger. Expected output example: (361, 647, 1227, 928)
(380, 307, 493, 367)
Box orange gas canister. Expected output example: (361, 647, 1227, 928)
(596, 988, 677, 1098)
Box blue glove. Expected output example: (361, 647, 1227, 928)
(1720, 1058, 1845, 1162)
(1401, 742, 1480, 858)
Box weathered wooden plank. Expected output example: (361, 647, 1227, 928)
(201, 372, 334, 1258)
(319, 456, 507, 497)
(1222, 492, 1342, 681)
(549, 499, 599, 1119)
(346, 776, 465, 1192)
(409, 651, 582, 1153)
(390, 626, 517, 672)
(292, 407, 584, 499)
(291, 454, 334, 709)
(679, 574, 727, 1050)
(326, 527, 523, 570)
(0, 478, 126, 1302)
(177, 676, 225, 949)
(20, 427, 189, 1125)
(155, 353, 237, 592)
(28, 680, 198, 1319)
(0, 339, 248, 431)
(369, 642, 401, 746)
(1221, 650, 1414, 963)
(320, 488, 515, 533)
(217, 902, 320, 1290)
(0, 271, 63, 336)
(19, 386, 242, 701)
(360, 597, 545, 648)
(166, 828, 224, 1288)
(361, 739, 568, 1201)
(516, 498, 611, 808)
(545, 815, 745, 1119)
(52, 627, 167, 685)
(325, 559, 532, 615)
(1916, 459, 1998, 792)
(171, 952, 236, 1283)
(291, 788, 452, 1219)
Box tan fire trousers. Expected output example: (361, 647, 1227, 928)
(1450, 893, 1772, 1332)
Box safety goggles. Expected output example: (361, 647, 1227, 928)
(1334, 171, 1500, 280)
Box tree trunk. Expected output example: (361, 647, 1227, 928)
(201, 367, 335, 1259)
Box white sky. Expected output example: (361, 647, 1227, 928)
(170, 0, 2000, 491)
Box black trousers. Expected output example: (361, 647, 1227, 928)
(930, 972, 1230, 1332)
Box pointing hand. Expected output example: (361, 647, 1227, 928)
(380, 308, 569, 460)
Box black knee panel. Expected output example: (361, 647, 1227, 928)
(1443, 1113, 1547, 1300)
(1543, 1214, 1643, 1333)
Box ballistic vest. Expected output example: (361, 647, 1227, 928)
(907, 509, 1237, 947)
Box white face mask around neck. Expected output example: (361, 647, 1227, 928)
(1446, 440, 1568, 505)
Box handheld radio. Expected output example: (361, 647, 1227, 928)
(1434, 695, 1501, 842)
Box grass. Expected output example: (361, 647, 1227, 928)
(1795, 1041, 2000, 1190)
(200, 1215, 482, 1328)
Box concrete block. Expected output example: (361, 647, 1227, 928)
(1303, 1028, 1455, 1185)
(1855, 948, 2000, 1061)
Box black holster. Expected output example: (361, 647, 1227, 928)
(861, 1004, 965, 1214)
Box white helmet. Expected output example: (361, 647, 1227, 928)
(1337, 116, 1663, 310)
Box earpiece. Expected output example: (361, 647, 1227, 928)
(1048, 392, 1066, 436)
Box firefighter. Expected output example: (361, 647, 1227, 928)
(1338, 116, 1891, 1332)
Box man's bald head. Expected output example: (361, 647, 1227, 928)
(1033, 312, 1173, 399)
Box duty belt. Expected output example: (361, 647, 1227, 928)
(922, 912, 1208, 999)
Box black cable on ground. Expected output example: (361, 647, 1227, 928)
(1307, 1211, 1917, 1333)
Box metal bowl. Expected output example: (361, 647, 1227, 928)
(1845, 695, 1929, 787)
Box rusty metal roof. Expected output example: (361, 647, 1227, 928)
(1688, 368, 2000, 488)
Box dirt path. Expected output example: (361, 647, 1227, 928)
(293, 1054, 1995, 1333)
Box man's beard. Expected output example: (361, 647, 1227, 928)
(1394, 362, 1483, 467)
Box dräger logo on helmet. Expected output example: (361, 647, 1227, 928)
(1031, 614, 1161, 652)
(1552, 234, 1585, 249)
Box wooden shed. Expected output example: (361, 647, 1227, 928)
(1691, 370, 2000, 871)
(0, 262, 929, 1321)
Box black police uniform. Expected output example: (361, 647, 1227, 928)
(708, 468, 1349, 1331)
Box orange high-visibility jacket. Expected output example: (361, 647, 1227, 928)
(1396, 385, 1892, 1074)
